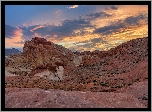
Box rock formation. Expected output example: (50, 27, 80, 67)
(6, 37, 80, 79)
(22, 37, 75, 68)
(5, 37, 148, 108)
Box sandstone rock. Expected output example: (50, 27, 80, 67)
(7, 37, 77, 76)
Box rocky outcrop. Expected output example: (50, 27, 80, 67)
(22, 37, 75, 68)
(6, 37, 80, 77)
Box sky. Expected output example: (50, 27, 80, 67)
(5, 5, 148, 52)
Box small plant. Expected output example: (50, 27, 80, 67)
(100, 81, 109, 87)
(128, 83, 132, 86)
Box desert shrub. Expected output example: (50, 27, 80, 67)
(90, 87, 99, 92)
(100, 81, 109, 87)
(128, 83, 132, 86)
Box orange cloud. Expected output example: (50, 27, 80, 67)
(92, 5, 148, 29)
(6, 5, 148, 52)
(5, 29, 24, 48)
(48, 23, 147, 52)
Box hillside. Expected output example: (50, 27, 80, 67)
(5, 37, 148, 108)
(5, 37, 80, 77)
(63, 37, 148, 88)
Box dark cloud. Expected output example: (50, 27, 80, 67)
(10, 18, 93, 41)
(93, 13, 147, 36)
(5, 24, 17, 38)
(73, 37, 108, 51)
(4, 11, 112, 40)
(5, 11, 147, 43)
(91, 38, 102, 43)
(22, 28, 33, 37)
(85, 11, 111, 20)
(51, 18, 91, 37)
(93, 23, 125, 35)
(110, 5, 118, 10)
(124, 13, 148, 25)
(92, 38, 108, 44)
(73, 37, 107, 51)
(25, 11, 111, 40)
(33, 25, 55, 36)
(18, 25, 40, 40)
(91, 37, 108, 44)
(13, 40, 25, 44)
(30, 18, 93, 40)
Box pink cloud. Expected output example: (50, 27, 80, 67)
(5, 28, 25, 48)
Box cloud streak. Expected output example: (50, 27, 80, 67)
(69, 5, 79, 9)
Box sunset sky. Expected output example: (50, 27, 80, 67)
(5, 5, 148, 52)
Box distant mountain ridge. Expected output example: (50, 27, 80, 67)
(5, 48, 21, 56)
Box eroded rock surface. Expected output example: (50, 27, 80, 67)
(5, 88, 146, 108)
